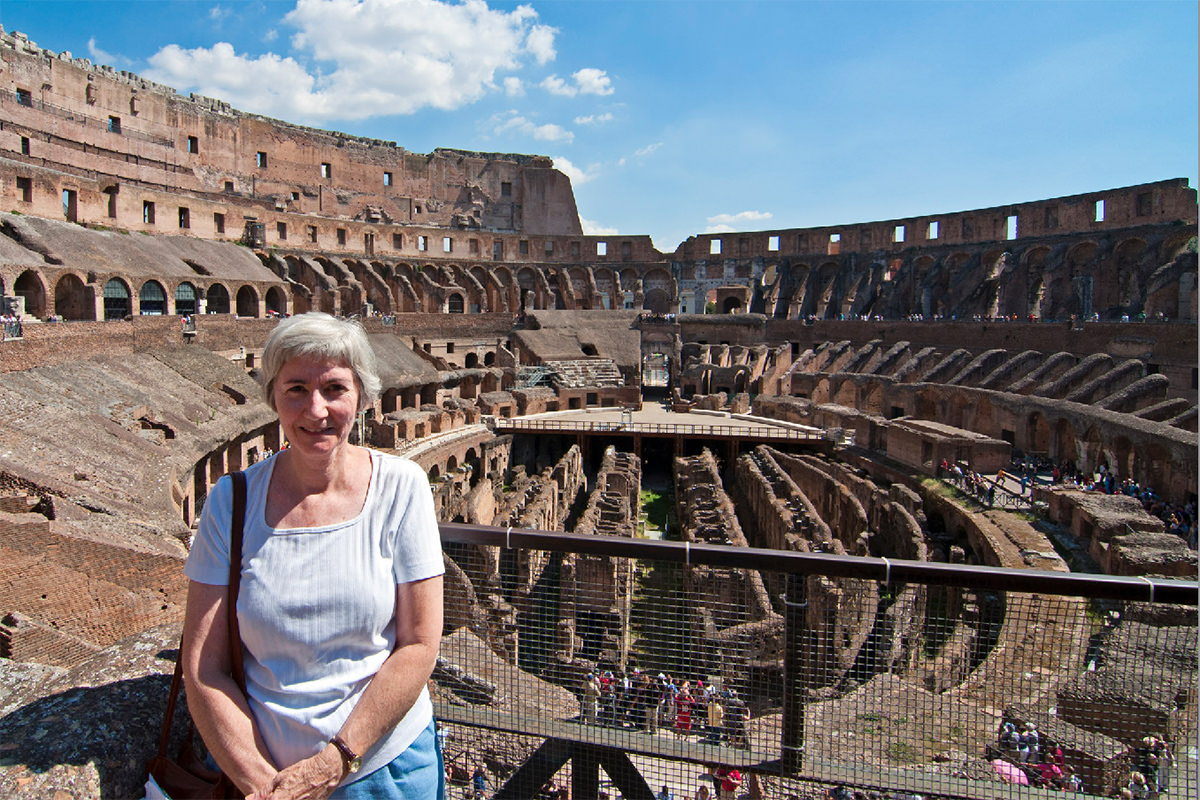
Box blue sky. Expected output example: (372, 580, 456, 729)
(2, 0, 1196, 252)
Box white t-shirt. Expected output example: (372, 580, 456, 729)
(185, 450, 445, 784)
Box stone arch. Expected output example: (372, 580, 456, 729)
(174, 281, 199, 316)
(205, 283, 231, 314)
(13, 269, 47, 318)
(53, 272, 92, 320)
(236, 285, 260, 317)
(1054, 417, 1078, 465)
(446, 454, 459, 473)
(1082, 425, 1105, 475)
(447, 293, 465, 314)
(594, 267, 618, 310)
(103, 277, 131, 320)
(465, 352, 479, 368)
(470, 266, 501, 312)
(968, 394, 996, 437)
(568, 266, 592, 309)
(428, 464, 441, 482)
(915, 389, 940, 421)
(517, 267, 542, 310)
(1112, 435, 1133, 480)
(1026, 411, 1050, 455)
(814, 261, 839, 319)
(721, 296, 741, 314)
(138, 279, 167, 315)
(812, 377, 832, 405)
(265, 286, 287, 316)
(859, 382, 884, 415)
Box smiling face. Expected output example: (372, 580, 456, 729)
(272, 355, 360, 460)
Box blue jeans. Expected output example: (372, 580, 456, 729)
(334, 718, 445, 799)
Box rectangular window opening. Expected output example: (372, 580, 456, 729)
(187, 135, 199, 154)
(443, 237, 453, 253)
(1136, 192, 1152, 216)
(16, 88, 32, 107)
(569, 241, 580, 259)
(178, 207, 190, 229)
(308, 225, 318, 244)
(337, 228, 347, 246)
(108, 116, 122, 134)
(1006, 214, 1018, 241)
(418, 236, 428, 252)
(224, 180, 235, 193)
(597, 241, 608, 256)
(470, 239, 480, 256)
(927, 221, 939, 240)
(1094, 200, 1105, 222)
(768, 235, 780, 252)
(544, 240, 554, 256)
(709, 238, 722, 255)
(256, 151, 268, 168)
(501, 181, 512, 197)
(519, 240, 529, 256)
(392, 233, 403, 249)
(276, 221, 287, 241)
(107, 191, 118, 218)
(143, 200, 155, 225)
(20, 136, 30, 155)
(493, 240, 503, 260)
(214, 212, 225, 234)
(384, 171, 393, 186)
(321, 162, 332, 179)
(893, 225, 905, 243)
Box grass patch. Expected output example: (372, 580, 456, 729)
(885, 742, 919, 764)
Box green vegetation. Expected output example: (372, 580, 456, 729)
(639, 488, 675, 537)
(885, 742, 919, 764)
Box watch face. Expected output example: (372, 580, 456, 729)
(348, 756, 362, 774)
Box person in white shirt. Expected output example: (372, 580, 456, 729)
(183, 312, 445, 799)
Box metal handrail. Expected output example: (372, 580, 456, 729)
(438, 522, 1196, 604)
(493, 417, 827, 441)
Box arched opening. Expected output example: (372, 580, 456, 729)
(265, 286, 287, 317)
(138, 280, 167, 315)
(236, 285, 260, 317)
(722, 296, 741, 314)
(206, 284, 231, 314)
(175, 282, 198, 316)
(103, 278, 131, 320)
(465, 353, 479, 369)
(448, 293, 465, 314)
(1026, 411, 1050, 455)
(54, 273, 92, 320)
(13, 270, 47, 318)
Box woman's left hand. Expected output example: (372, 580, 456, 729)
(248, 746, 342, 800)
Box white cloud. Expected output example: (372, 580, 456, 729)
(263, 29, 280, 43)
(706, 210, 773, 229)
(580, 217, 618, 236)
(87, 37, 125, 68)
(573, 68, 613, 96)
(144, 0, 560, 121)
(542, 68, 614, 98)
(503, 77, 524, 96)
(492, 111, 573, 143)
(574, 112, 613, 125)
(541, 74, 576, 97)
(634, 142, 662, 158)
(552, 156, 600, 185)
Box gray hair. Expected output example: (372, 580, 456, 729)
(261, 312, 381, 412)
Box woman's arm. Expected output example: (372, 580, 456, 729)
(182, 580, 279, 795)
(254, 574, 444, 800)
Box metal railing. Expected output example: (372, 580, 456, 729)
(493, 417, 828, 442)
(434, 524, 1196, 800)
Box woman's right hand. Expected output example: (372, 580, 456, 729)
(248, 745, 342, 800)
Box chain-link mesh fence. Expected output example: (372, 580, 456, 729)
(434, 526, 1195, 800)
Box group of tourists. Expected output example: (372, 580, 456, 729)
(1116, 736, 1174, 799)
(580, 670, 749, 748)
(996, 721, 1084, 791)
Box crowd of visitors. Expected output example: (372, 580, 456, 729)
(579, 670, 750, 748)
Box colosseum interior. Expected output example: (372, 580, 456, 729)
(0, 26, 1195, 800)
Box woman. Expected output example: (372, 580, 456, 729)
(183, 312, 445, 799)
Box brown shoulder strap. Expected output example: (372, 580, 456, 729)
(228, 470, 247, 694)
(155, 470, 248, 760)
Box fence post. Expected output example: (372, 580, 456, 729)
(782, 572, 807, 775)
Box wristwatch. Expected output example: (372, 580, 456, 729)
(329, 735, 362, 775)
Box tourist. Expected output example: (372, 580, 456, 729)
(182, 312, 446, 798)
(674, 681, 694, 738)
(582, 672, 600, 725)
(471, 765, 487, 799)
(658, 785, 675, 800)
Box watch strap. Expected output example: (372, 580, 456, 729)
(329, 735, 361, 774)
